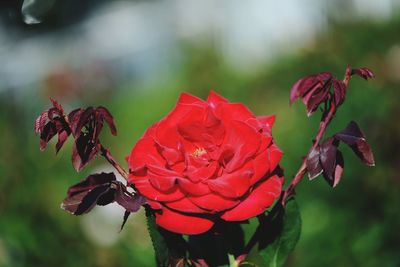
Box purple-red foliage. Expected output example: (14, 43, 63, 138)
(35, 100, 117, 171)
(62, 172, 146, 216)
(290, 66, 375, 116)
(294, 66, 375, 188)
(35, 99, 144, 229)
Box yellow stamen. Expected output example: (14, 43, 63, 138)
(193, 147, 207, 157)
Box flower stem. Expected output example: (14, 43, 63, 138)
(281, 66, 352, 205)
(281, 104, 336, 205)
(100, 145, 129, 181)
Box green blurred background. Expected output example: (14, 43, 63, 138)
(1, 1, 400, 266)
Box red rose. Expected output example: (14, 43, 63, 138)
(128, 91, 283, 234)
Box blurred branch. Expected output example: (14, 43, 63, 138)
(100, 145, 129, 181)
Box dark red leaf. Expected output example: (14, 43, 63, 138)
(93, 115, 104, 143)
(306, 146, 323, 180)
(333, 151, 344, 187)
(66, 172, 116, 195)
(51, 118, 71, 153)
(68, 106, 117, 147)
(290, 72, 332, 105)
(320, 139, 345, 188)
(35, 100, 71, 152)
(351, 68, 375, 80)
(333, 79, 346, 106)
(96, 188, 116, 206)
(47, 107, 62, 121)
(352, 139, 375, 166)
(323, 151, 344, 188)
(72, 133, 100, 171)
(116, 183, 146, 231)
(52, 117, 66, 132)
(50, 98, 65, 114)
(334, 121, 375, 166)
(39, 122, 57, 151)
(304, 81, 331, 116)
(61, 172, 116, 215)
(301, 83, 321, 104)
(290, 76, 318, 105)
(56, 129, 70, 153)
(35, 111, 48, 134)
(96, 106, 117, 136)
(62, 184, 112, 215)
(68, 108, 84, 137)
(334, 121, 364, 145)
(320, 137, 339, 186)
(114, 183, 146, 213)
(74, 107, 94, 136)
(290, 72, 332, 116)
(35, 99, 118, 156)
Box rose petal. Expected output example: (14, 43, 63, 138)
(147, 200, 163, 210)
(148, 173, 177, 192)
(177, 107, 225, 146)
(208, 144, 234, 163)
(155, 104, 205, 148)
(245, 117, 263, 132)
(132, 176, 184, 202)
(188, 193, 239, 212)
(178, 92, 205, 105)
(128, 137, 165, 172)
(221, 175, 283, 221)
(257, 135, 272, 153)
(207, 168, 253, 198)
(165, 198, 207, 213)
(156, 207, 214, 234)
(143, 122, 158, 137)
(207, 91, 228, 108)
(203, 107, 220, 127)
(257, 115, 276, 135)
(249, 149, 271, 185)
(245, 115, 276, 134)
(170, 161, 186, 173)
(224, 120, 261, 173)
(268, 143, 283, 172)
(178, 178, 211, 196)
(215, 102, 255, 123)
(185, 153, 210, 170)
(186, 161, 218, 182)
(257, 115, 276, 129)
(156, 143, 183, 166)
(147, 164, 181, 178)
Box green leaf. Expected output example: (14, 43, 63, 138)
(145, 207, 187, 267)
(246, 198, 301, 267)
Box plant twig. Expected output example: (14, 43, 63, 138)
(281, 104, 335, 204)
(280, 66, 352, 205)
(100, 145, 129, 181)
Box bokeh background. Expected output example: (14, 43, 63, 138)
(1, 1, 400, 266)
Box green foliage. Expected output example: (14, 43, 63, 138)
(244, 199, 301, 267)
(145, 207, 170, 267)
(145, 207, 186, 267)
